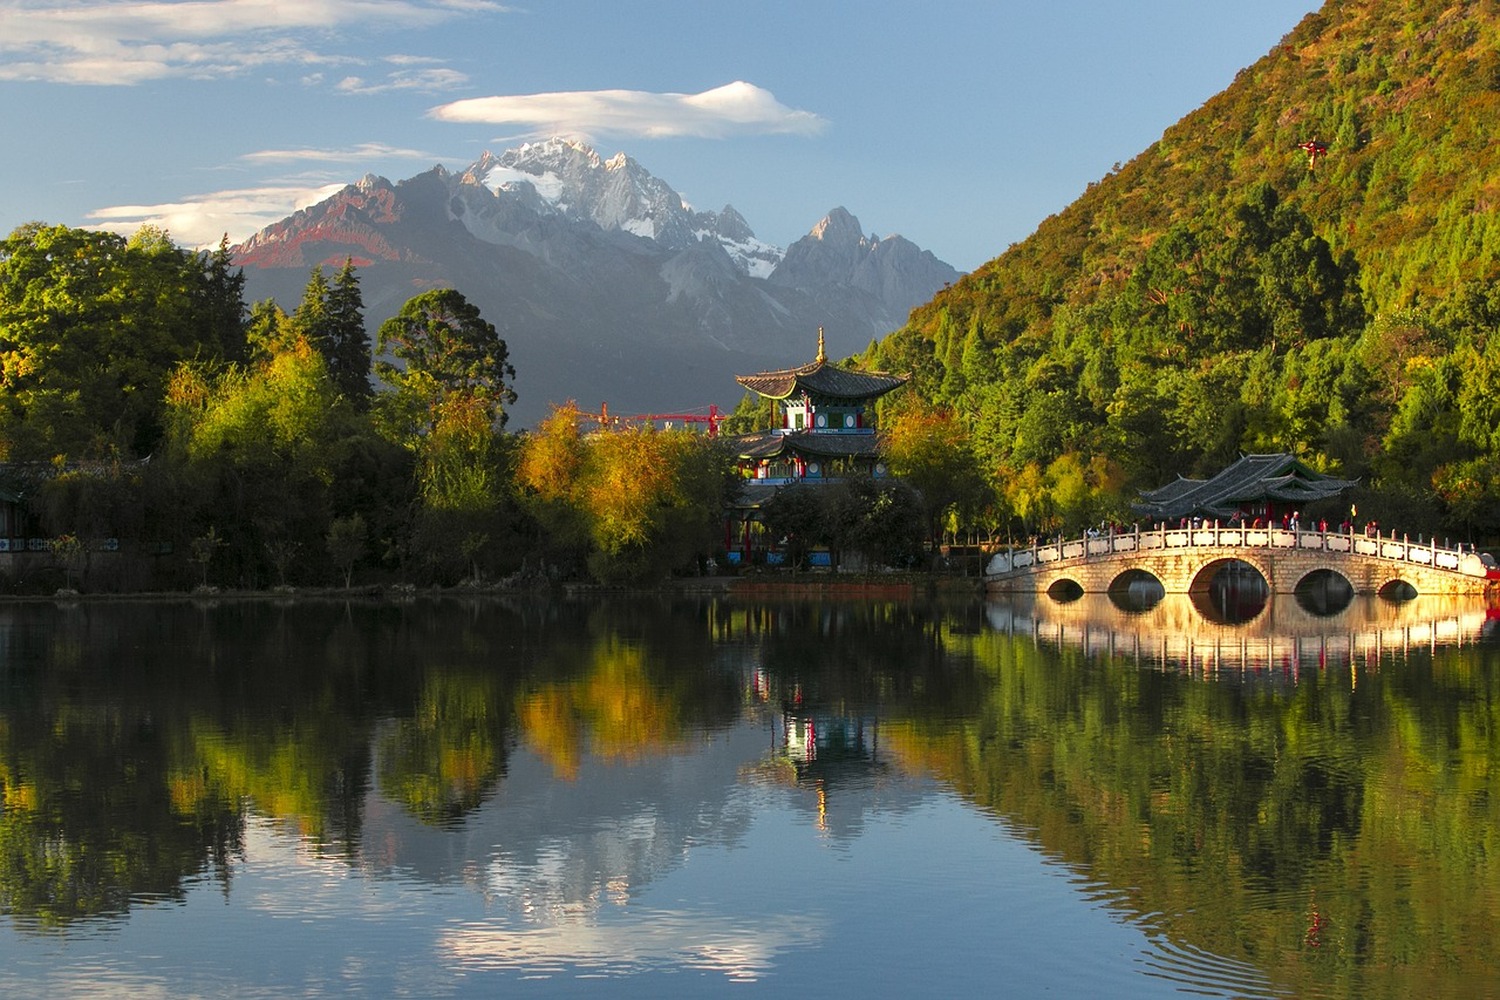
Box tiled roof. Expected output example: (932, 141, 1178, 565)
(736, 359, 908, 401)
(729, 430, 884, 461)
(1132, 453, 1358, 520)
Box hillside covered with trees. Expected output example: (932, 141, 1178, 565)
(867, 0, 1500, 544)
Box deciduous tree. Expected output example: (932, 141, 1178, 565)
(375, 289, 516, 442)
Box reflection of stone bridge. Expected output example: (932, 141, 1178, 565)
(985, 526, 1496, 597)
(985, 593, 1498, 676)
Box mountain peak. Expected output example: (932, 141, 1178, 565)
(810, 206, 867, 245)
(453, 136, 780, 270)
(772, 206, 959, 323)
(232, 136, 961, 427)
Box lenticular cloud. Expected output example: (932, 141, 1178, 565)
(429, 81, 826, 139)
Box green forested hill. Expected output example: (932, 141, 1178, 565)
(873, 0, 1500, 542)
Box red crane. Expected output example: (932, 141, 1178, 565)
(582, 402, 721, 436)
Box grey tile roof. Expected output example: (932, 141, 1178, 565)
(735, 359, 907, 401)
(729, 430, 884, 461)
(1132, 453, 1358, 520)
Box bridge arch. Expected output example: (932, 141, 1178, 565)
(1186, 556, 1271, 625)
(1046, 578, 1084, 602)
(1291, 566, 1354, 593)
(1377, 577, 1419, 601)
(1292, 568, 1355, 617)
(1186, 556, 1270, 595)
(1106, 569, 1165, 613)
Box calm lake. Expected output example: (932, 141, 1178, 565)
(0, 591, 1497, 998)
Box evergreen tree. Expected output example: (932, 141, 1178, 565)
(288, 262, 372, 409)
(291, 265, 331, 346)
(201, 236, 248, 362)
(325, 259, 373, 409)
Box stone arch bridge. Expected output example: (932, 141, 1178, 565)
(985, 526, 1496, 598)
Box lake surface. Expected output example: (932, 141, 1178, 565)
(0, 592, 1497, 998)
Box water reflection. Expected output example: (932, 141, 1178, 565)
(988, 591, 1496, 676)
(0, 595, 1497, 1000)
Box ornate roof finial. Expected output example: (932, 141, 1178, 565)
(816, 326, 826, 364)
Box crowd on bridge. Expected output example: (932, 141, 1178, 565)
(1056, 512, 1480, 555)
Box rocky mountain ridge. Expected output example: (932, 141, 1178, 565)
(233, 138, 960, 426)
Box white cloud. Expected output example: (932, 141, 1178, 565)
(85, 181, 349, 248)
(429, 81, 827, 139)
(336, 67, 470, 94)
(241, 142, 438, 164)
(439, 910, 822, 984)
(0, 0, 504, 85)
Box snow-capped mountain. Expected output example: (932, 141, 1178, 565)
(233, 139, 961, 426)
(458, 138, 784, 278)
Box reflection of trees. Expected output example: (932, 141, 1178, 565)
(518, 598, 743, 780)
(0, 691, 243, 927)
(722, 598, 994, 844)
(377, 669, 512, 825)
(718, 599, 992, 723)
(0, 599, 524, 922)
(903, 627, 1500, 998)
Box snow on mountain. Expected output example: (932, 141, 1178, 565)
(232, 137, 962, 427)
(460, 137, 784, 276)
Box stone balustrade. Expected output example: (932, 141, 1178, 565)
(985, 526, 1495, 597)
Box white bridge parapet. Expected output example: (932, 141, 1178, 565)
(986, 526, 1496, 597)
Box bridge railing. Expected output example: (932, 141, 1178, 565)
(991, 525, 1491, 578)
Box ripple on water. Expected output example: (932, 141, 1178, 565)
(1138, 932, 1301, 999)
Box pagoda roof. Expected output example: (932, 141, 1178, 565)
(736, 330, 907, 401)
(736, 360, 908, 402)
(730, 430, 884, 461)
(1132, 453, 1358, 521)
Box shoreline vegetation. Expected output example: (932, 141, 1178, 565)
(13, 571, 986, 604)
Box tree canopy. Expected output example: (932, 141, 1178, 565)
(0, 223, 246, 461)
(375, 288, 516, 442)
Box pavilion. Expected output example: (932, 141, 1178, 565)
(1131, 453, 1358, 526)
(723, 330, 907, 564)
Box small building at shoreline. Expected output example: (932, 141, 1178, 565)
(723, 330, 907, 565)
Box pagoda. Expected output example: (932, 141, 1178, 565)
(724, 330, 907, 564)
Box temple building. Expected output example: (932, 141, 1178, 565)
(1131, 453, 1359, 525)
(724, 330, 908, 565)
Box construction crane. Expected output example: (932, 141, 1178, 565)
(582, 402, 721, 437)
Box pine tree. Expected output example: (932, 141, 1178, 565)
(291, 261, 372, 408)
(326, 259, 373, 408)
(201, 235, 248, 362)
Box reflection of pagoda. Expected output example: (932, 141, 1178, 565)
(725, 329, 908, 564)
(778, 697, 886, 786)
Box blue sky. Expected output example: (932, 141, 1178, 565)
(1, 0, 1322, 272)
